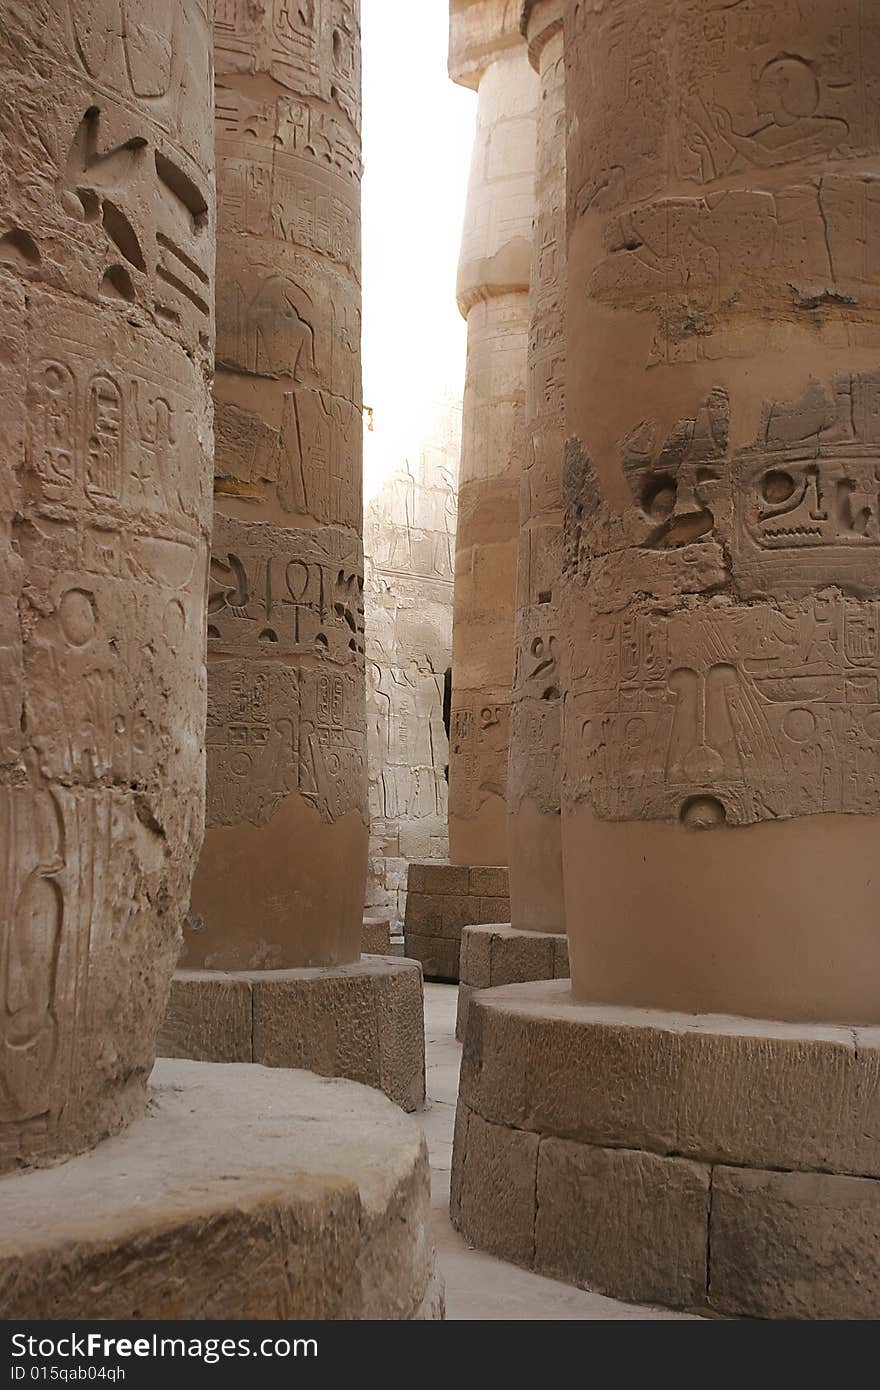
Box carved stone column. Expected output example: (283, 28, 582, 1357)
(448, 1, 537, 868)
(188, 0, 367, 970)
(0, 4, 439, 1321)
(455, 0, 569, 1038)
(403, 0, 536, 984)
(451, 0, 880, 1320)
(161, 0, 425, 1110)
(0, 0, 214, 1169)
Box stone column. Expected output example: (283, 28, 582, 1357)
(0, 0, 214, 1169)
(448, 2, 537, 868)
(187, 0, 367, 970)
(403, 2, 536, 983)
(455, 0, 569, 1038)
(452, 0, 880, 1319)
(162, 0, 425, 1110)
(563, 0, 880, 1024)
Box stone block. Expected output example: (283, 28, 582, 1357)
(405, 893, 473, 939)
(456, 1112, 538, 1268)
(552, 935, 570, 978)
(159, 974, 252, 1064)
(403, 933, 460, 982)
(710, 1166, 880, 1320)
(459, 926, 493, 989)
(535, 1139, 710, 1310)
(459, 993, 530, 1127)
(455, 984, 475, 1042)
(474, 898, 511, 924)
(469, 866, 509, 897)
(253, 971, 379, 1089)
(490, 929, 555, 987)
(375, 960, 426, 1112)
(362, 916, 392, 954)
(419, 864, 471, 896)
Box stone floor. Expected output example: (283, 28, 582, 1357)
(420, 982, 699, 1320)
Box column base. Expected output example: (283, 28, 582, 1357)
(456, 924, 569, 1040)
(404, 863, 510, 982)
(362, 914, 392, 953)
(452, 980, 880, 1319)
(159, 958, 425, 1112)
(0, 1058, 443, 1320)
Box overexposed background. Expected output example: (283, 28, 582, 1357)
(361, 0, 474, 501)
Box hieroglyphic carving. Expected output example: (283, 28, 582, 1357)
(214, 0, 360, 129)
(0, 0, 212, 1164)
(188, 0, 364, 968)
(363, 429, 458, 921)
(565, 373, 880, 828)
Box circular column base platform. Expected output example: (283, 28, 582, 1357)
(0, 1058, 444, 1319)
(456, 923, 569, 1040)
(452, 980, 880, 1319)
(159, 957, 425, 1112)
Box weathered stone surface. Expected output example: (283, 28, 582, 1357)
(455, 1111, 538, 1269)
(458, 982, 880, 1177)
(455, 923, 567, 1039)
(160, 976, 252, 1064)
(411, 863, 471, 896)
(402, 933, 460, 984)
(0, 1059, 443, 1320)
(362, 915, 392, 954)
(188, 0, 369, 972)
(710, 1166, 880, 1320)
(364, 401, 458, 929)
(159, 960, 426, 1112)
(508, 0, 566, 937)
(0, 0, 214, 1169)
(404, 862, 509, 980)
(447, 7, 537, 867)
(469, 866, 509, 898)
(536, 1139, 709, 1310)
(563, 0, 880, 1024)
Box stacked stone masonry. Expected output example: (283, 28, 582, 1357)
(456, 923, 569, 1040)
(404, 863, 509, 982)
(452, 984, 880, 1319)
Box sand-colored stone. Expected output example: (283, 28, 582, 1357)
(362, 914, 391, 954)
(404, 862, 509, 981)
(455, 923, 568, 1039)
(365, 399, 459, 928)
(536, 1140, 709, 1310)
(709, 1166, 880, 1321)
(160, 959, 426, 1112)
(0, 0, 214, 1169)
(447, 4, 537, 868)
(508, 0, 566, 935)
(451, 982, 880, 1316)
(456, 981, 880, 1178)
(188, 0, 368, 971)
(455, 1108, 539, 1269)
(0, 1059, 443, 1320)
(563, 0, 880, 1023)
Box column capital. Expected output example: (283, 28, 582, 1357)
(449, 0, 527, 89)
(521, 0, 564, 71)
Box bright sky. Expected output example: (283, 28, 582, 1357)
(361, 0, 475, 501)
